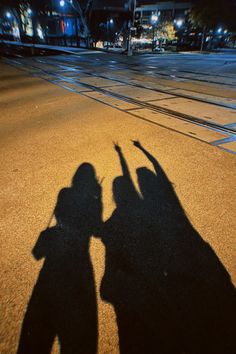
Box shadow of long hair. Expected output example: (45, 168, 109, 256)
(17, 163, 102, 354)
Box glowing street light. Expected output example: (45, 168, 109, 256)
(176, 19, 183, 28)
(60, 0, 65, 7)
(151, 13, 158, 52)
(27, 8, 32, 15)
(6, 12, 12, 19)
(151, 14, 158, 24)
(106, 19, 114, 50)
(37, 27, 44, 39)
(217, 27, 222, 34)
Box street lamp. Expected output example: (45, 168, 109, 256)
(106, 18, 114, 50)
(176, 19, 183, 28)
(151, 14, 158, 24)
(2, 12, 12, 42)
(127, 0, 137, 56)
(26, 8, 34, 44)
(151, 12, 158, 51)
(59, 1, 66, 45)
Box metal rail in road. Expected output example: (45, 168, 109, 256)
(5, 56, 236, 153)
(33, 56, 236, 110)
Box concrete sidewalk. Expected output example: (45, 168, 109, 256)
(1, 40, 103, 54)
(3, 40, 236, 58)
(1, 40, 125, 55)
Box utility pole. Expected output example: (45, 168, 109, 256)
(127, 0, 136, 56)
(106, 19, 109, 50)
(75, 16, 80, 47)
(200, 26, 206, 52)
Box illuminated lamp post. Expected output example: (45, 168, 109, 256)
(151, 13, 158, 51)
(6, 12, 12, 19)
(2, 12, 12, 42)
(59, 0, 67, 46)
(5, 12, 13, 40)
(106, 18, 114, 50)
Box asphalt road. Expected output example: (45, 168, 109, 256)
(0, 51, 236, 354)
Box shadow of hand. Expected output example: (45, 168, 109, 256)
(132, 140, 142, 148)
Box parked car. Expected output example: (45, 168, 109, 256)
(153, 46, 165, 52)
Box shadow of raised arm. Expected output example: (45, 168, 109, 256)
(132, 140, 164, 177)
(114, 142, 131, 179)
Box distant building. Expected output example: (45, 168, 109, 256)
(135, 1, 192, 26)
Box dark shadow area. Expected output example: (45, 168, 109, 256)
(17, 163, 102, 354)
(17, 146, 235, 354)
(100, 142, 236, 354)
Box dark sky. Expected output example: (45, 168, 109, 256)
(93, 1, 195, 6)
(137, 0, 196, 4)
(93, 0, 125, 6)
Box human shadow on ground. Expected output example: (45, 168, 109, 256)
(17, 163, 102, 354)
(100, 142, 236, 354)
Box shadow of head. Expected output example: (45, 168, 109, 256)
(53, 163, 102, 231)
(113, 175, 140, 209)
(136, 167, 157, 199)
(72, 162, 97, 189)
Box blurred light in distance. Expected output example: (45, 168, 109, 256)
(13, 26, 20, 39)
(37, 27, 44, 39)
(176, 19, 183, 28)
(151, 14, 158, 23)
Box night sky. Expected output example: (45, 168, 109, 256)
(93, 1, 196, 6)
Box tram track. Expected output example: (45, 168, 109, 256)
(35, 56, 236, 110)
(57, 79, 236, 137)
(124, 66, 236, 89)
(146, 70, 236, 88)
(6, 57, 236, 138)
(79, 70, 236, 109)
(58, 55, 236, 88)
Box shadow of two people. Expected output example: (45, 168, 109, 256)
(17, 142, 235, 354)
